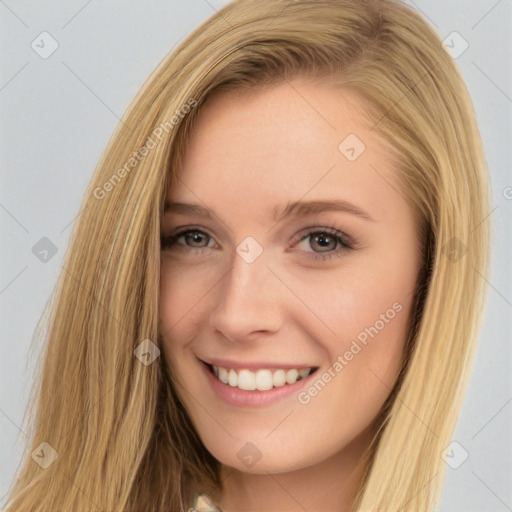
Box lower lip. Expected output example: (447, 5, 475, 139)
(201, 362, 317, 408)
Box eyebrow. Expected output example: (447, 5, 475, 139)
(164, 199, 375, 222)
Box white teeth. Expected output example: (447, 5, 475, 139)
(272, 369, 287, 387)
(211, 365, 313, 391)
(255, 369, 273, 391)
(228, 369, 237, 387)
(218, 367, 228, 384)
(286, 369, 299, 384)
(238, 369, 256, 391)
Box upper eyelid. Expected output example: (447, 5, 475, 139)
(164, 225, 344, 238)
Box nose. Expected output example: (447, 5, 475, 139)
(208, 248, 285, 342)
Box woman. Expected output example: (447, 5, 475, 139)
(5, 0, 491, 510)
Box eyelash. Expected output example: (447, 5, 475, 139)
(161, 227, 352, 262)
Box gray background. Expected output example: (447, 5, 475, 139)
(0, 1, 510, 510)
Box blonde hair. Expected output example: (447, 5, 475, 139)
(5, 0, 491, 510)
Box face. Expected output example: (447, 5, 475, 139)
(159, 79, 422, 475)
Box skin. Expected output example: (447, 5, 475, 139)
(159, 78, 423, 511)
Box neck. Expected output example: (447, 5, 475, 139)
(218, 426, 374, 512)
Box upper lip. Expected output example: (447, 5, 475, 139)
(199, 357, 318, 371)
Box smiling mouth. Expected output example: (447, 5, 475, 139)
(203, 363, 318, 391)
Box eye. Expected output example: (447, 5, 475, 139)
(294, 227, 352, 262)
(161, 226, 353, 262)
(161, 229, 215, 253)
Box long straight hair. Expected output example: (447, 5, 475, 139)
(5, 1, 491, 510)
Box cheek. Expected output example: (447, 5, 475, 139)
(282, 256, 415, 355)
(158, 264, 195, 380)
(291, 255, 416, 416)
(293, 291, 412, 459)
(158, 261, 213, 344)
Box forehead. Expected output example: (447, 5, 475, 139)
(168, 80, 401, 226)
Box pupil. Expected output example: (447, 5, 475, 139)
(315, 233, 334, 251)
(188, 232, 206, 246)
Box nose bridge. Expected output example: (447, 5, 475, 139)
(209, 245, 283, 338)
